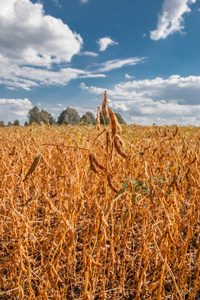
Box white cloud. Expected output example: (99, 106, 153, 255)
(0, 0, 88, 89)
(97, 37, 118, 51)
(81, 73, 106, 78)
(0, 0, 110, 90)
(81, 75, 200, 125)
(150, 0, 196, 40)
(80, 0, 89, 3)
(96, 57, 146, 72)
(0, 0, 83, 67)
(0, 51, 105, 90)
(0, 54, 143, 90)
(81, 51, 99, 57)
(79, 82, 89, 90)
(0, 98, 32, 123)
(125, 74, 135, 79)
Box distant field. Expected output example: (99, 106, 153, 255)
(0, 124, 199, 299)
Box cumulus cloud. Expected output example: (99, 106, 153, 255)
(80, 75, 200, 125)
(150, 0, 196, 40)
(0, 98, 32, 123)
(97, 37, 118, 51)
(96, 57, 146, 73)
(0, 0, 91, 89)
(0, 0, 83, 66)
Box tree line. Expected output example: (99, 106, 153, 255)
(0, 106, 125, 127)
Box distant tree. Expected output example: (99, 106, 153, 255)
(13, 120, 20, 126)
(28, 106, 55, 125)
(57, 108, 80, 125)
(80, 114, 90, 125)
(99, 111, 125, 125)
(80, 112, 96, 125)
(99, 111, 109, 125)
(40, 109, 56, 125)
(115, 113, 126, 124)
(24, 121, 29, 127)
(7, 121, 12, 127)
(0, 121, 5, 127)
(85, 112, 96, 124)
(28, 106, 41, 124)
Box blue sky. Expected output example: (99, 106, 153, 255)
(0, 0, 200, 125)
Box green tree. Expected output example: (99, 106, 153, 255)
(24, 121, 29, 126)
(115, 113, 126, 124)
(57, 108, 80, 125)
(13, 120, 20, 126)
(28, 106, 41, 124)
(80, 112, 96, 125)
(7, 121, 12, 127)
(40, 109, 56, 125)
(28, 106, 55, 125)
(100, 111, 109, 125)
(0, 121, 5, 127)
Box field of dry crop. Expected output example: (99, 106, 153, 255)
(0, 123, 200, 299)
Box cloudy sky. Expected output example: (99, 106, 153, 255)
(0, 0, 200, 125)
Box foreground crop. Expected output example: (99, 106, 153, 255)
(0, 124, 199, 299)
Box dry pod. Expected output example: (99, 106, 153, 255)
(102, 91, 107, 118)
(107, 173, 120, 193)
(110, 140, 114, 163)
(114, 114, 122, 133)
(93, 155, 106, 170)
(114, 136, 129, 158)
(115, 133, 124, 146)
(89, 154, 98, 173)
(23, 153, 42, 182)
(97, 106, 101, 131)
(91, 257, 102, 267)
(108, 108, 116, 137)
(172, 126, 178, 137)
(106, 130, 111, 150)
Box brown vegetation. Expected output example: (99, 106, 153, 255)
(0, 119, 200, 299)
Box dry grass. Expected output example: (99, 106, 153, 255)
(0, 123, 200, 299)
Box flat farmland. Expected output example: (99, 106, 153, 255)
(0, 124, 199, 299)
